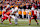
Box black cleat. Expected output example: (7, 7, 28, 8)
(37, 23, 39, 25)
(29, 24, 31, 25)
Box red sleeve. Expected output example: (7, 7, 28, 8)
(32, 10, 34, 16)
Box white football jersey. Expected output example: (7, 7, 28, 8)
(34, 10, 37, 14)
(15, 7, 18, 11)
(11, 8, 15, 14)
(5, 4, 10, 9)
(11, 7, 18, 14)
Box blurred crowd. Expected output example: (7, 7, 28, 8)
(0, 0, 40, 10)
(0, 0, 40, 18)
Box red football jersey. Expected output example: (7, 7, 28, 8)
(32, 10, 34, 16)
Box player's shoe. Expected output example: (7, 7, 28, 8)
(0, 22, 3, 24)
(29, 24, 31, 25)
(15, 22, 18, 25)
(9, 23, 12, 24)
(37, 23, 39, 25)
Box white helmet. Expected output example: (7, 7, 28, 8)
(15, 7, 18, 11)
(31, 6, 35, 10)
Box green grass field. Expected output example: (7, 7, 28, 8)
(0, 19, 40, 27)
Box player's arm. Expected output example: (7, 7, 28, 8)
(5, 5, 10, 9)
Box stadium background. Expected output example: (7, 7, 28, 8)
(0, 0, 40, 27)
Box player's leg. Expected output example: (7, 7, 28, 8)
(7, 16, 12, 24)
(10, 15, 18, 24)
(34, 19, 39, 25)
(34, 15, 39, 25)
(1, 17, 5, 24)
(1, 19, 5, 24)
(9, 17, 12, 24)
(14, 17, 18, 25)
(28, 15, 31, 25)
(4, 14, 12, 24)
(1, 12, 4, 24)
(29, 19, 31, 25)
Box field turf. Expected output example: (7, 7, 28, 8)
(0, 18, 40, 27)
